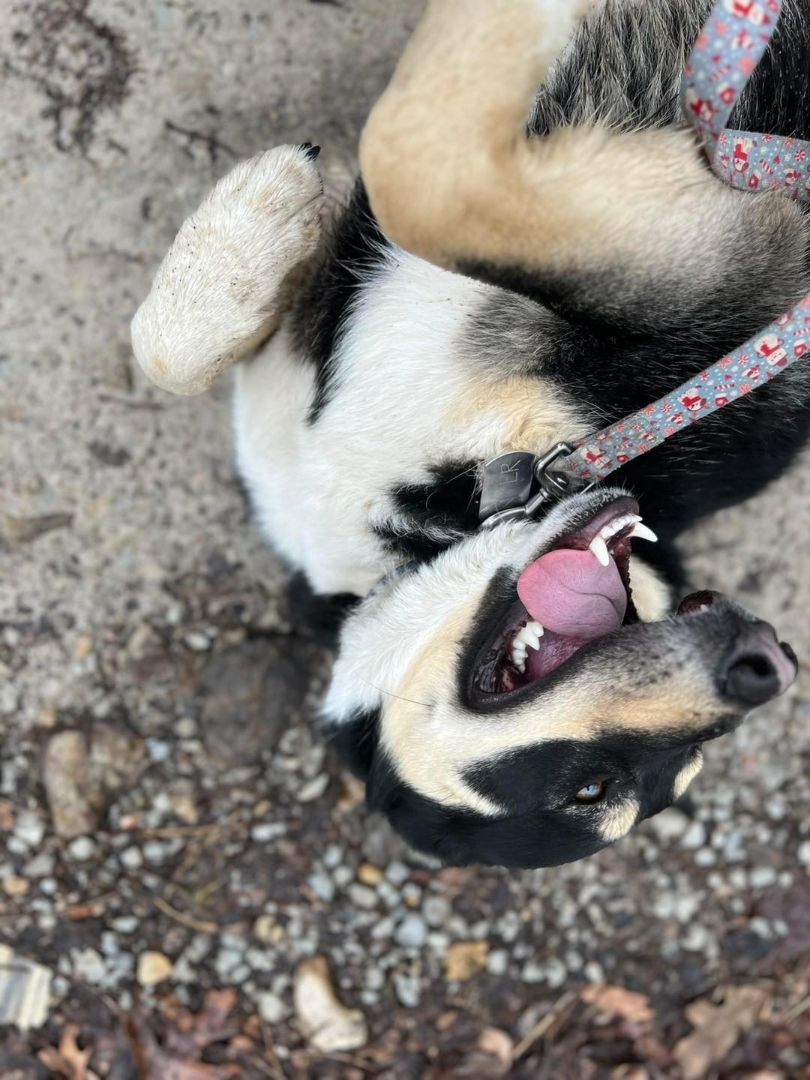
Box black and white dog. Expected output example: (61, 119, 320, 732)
(132, 0, 810, 868)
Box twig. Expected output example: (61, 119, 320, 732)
(96, 393, 165, 411)
(107, 816, 252, 840)
(259, 1023, 287, 1080)
(165, 119, 236, 160)
(783, 993, 810, 1024)
(511, 990, 578, 1062)
(151, 894, 221, 934)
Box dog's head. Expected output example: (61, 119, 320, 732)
(323, 488, 796, 868)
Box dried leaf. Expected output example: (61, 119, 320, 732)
(444, 941, 489, 982)
(580, 984, 654, 1025)
(37, 1025, 91, 1080)
(674, 985, 768, 1080)
(478, 1026, 514, 1068)
(294, 956, 368, 1053)
(163, 989, 240, 1056)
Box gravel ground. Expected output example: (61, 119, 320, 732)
(1, 1, 809, 1076)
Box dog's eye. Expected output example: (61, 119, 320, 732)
(575, 781, 608, 803)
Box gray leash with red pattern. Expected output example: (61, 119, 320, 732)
(480, 0, 810, 529)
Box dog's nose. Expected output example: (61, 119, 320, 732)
(718, 627, 798, 706)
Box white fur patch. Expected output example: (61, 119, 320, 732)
(673, 748, 704, 800)
(235, 246, 589, 596)
(598, 798, 640, 842)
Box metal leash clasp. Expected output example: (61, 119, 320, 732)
(478, 443, 592, 530)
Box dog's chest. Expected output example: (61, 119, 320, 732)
(233, 250, 587, 595)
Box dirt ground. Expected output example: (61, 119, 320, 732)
(1, 1, 809, 1077)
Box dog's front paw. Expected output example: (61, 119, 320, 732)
(132, 143, 324, 395)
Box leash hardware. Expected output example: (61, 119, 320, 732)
(479, 443, 593, 530)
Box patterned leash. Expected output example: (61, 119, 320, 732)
(481, 0, 810, 525)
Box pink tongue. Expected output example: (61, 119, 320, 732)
(517, 549, 627, 639)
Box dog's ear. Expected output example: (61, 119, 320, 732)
(132, 145, 324, 395)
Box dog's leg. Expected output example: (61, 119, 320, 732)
(132, 144, 324, 395)
(360, 0, 793, 324)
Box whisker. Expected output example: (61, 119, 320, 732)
(364, 681, 431, 709)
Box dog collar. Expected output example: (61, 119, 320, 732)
(480, 0, 810, 529)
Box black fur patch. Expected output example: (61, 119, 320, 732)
(459, 290, 810, 541)
(463, 735, 698, 821)
(323, 708, 381, 780)
(286, 572, 360, 648)
(290, 182, 389, 421)
(532, 0, 810, 142)
(375, 460, 481, 563)
(365, 748, 607, 868)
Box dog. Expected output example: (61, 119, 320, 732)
(132, 0, 810, 868)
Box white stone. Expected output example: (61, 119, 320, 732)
(71, 948, 106, 984)
(66, 836, 95, 861)
(749, 866, 777, 888)
(259, 991, 287, 1023)
(394, 914, 427, 949)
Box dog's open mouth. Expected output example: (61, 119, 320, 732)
(473, 496, 658, 697)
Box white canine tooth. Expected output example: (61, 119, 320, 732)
(511, 646, 527, 673)
(589, 534, 610, 567)
(629, 522, 658, 544)
(513, 621, 545, 653)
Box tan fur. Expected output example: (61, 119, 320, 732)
(360, 0, 796, 285)
(446, 373, 593, 453)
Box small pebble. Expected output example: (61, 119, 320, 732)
(385, 860, 410, 886)
(15, 810, 45, 848)
(251, 822, 286, 843)
(185, 632, 210, 652)
(357, 862, 384, 886)
(649, 808, 686, 842)
(72, 948, 106, 984)
(545, 958, 568, 989)
(393, 972, 421, 1008)
(297, 774, 329, 803)
(681, 821, 706, 849)
(24, 853, 54, 878)
(394, 914, 427, 949)
(749, 866, 777, 888)
(308, 872, 336, 903)
(423, 895, 450, 927)
(66, 836, 95, 861)
(111, 916, 139, 934)
(487, 949, 509, 976)
(348, 884, 377, 910)
(258, 991, 287, 1023)
(137, 951, 174, 986)
(2, 876, 30, 897)
(120, 846, 143, 870)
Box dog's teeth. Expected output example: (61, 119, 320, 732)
(589, 535, 611, 566)
(629, 522, 658, 544)
(513, 621, 544, 653)
(523, 621, 544, 650)
(600, 514, 640, 542)
(511, 646, 527, 673)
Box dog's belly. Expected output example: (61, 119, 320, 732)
(234, 250, 591, 597)
(234, 329, 380, 596)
